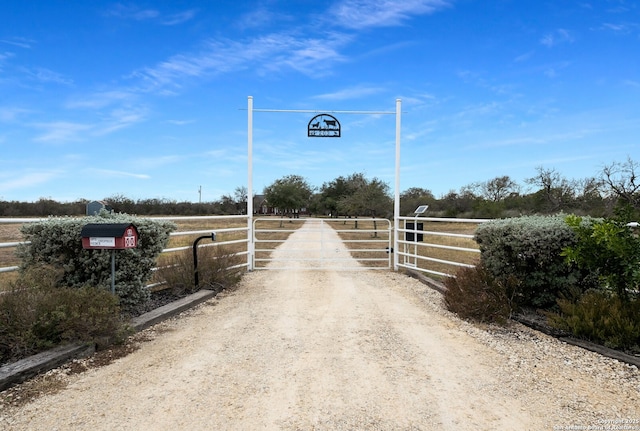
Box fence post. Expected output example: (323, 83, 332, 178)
(393, 98, 401, 271)
(247, 96, 254, 271)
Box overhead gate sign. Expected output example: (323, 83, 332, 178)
(308, 114, 341, 137)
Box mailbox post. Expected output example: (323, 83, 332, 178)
(80, 223, 138, 294)
(193, 232, 216, 289)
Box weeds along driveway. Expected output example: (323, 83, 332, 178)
(1, 220, 639, 430)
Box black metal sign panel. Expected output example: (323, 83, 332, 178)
(308, 114, 341, 137)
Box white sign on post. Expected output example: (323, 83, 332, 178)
(89, 237, 116, 247)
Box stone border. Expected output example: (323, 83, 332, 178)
(512, 314, 640, 368)
(0, 289, 218, 392)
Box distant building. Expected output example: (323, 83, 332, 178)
(253, 195, 272, 215)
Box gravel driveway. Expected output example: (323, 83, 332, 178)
(1, 220, 639, 430)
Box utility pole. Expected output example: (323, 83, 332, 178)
(198, 186, 202, 204)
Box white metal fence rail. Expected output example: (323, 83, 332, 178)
(151, 215, 249, 271)
(396, 216, 489, 278)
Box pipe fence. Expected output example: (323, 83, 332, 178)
(1, 215, 490, 285)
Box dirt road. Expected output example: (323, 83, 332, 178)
(1, 220, 639, 430)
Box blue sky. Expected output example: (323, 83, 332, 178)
(1, 1, 639, 203)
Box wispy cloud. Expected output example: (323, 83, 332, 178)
(540, 29, 574, 47)
(96, 106, 147, 135)
(236, 8, 282, 30)
(167, 119, 196, 125)
(34, 121, 93, 143)
(33, 105, 146, 142)
(105, 3, 159, 20)
(131, 32, 348, 90)
(599, 22, 640, 35)
(456, 69, 517, 95)
(0, 51, 14, 62)
(514, 51, 534, 62)
(266, 34, 348, 76)
(330, 0, 451, 29)
(66, 90, 136, 109)
(90, 169, 150, 179)
(0, 171, 60, 192)
(543, 61, 571, 78)
(135, 155, 184, 169)
(162, 9, 197, 25)
(105, 3, 196, 25)
(0, 107, 31, 122)
(313, 85, 384, 100)
(22, 67, 73, 85)
(0, 37, 34, 49)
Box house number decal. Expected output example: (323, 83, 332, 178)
(124, 234, 136, 248)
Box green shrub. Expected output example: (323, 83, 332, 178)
(562, 214, 640, 302)
(156, 245, 243, 295)
(443, 265, 517, 325)
(17, 212, 176, 310)
(0, 265, 128, 364)
(474, 215, 596, 309)
(547, 290, 640, 352)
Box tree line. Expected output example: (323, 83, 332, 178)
(264, 157, 640, 220)
(1, 157, 638, 219)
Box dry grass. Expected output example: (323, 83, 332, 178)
(0, 222, 26, 287)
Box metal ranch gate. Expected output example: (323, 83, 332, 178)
(252, 218, 392, 270)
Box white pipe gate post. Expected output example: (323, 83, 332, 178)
(247, 96, 254, 271)
(394, 98, 401, 271)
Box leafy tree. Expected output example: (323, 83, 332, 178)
(337, 177, 392, 218)
(106, 194, 136, 214)
(439, 188, 477, 217)
(218, 194, 238, 214)
(317, 172, 370, 217)
(474, 176, 520, 202)
(563, 213, 640, 302)
(264, 175, 313, 224)
(400, 187, 435, 216)
(317, 175, 351, 217)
